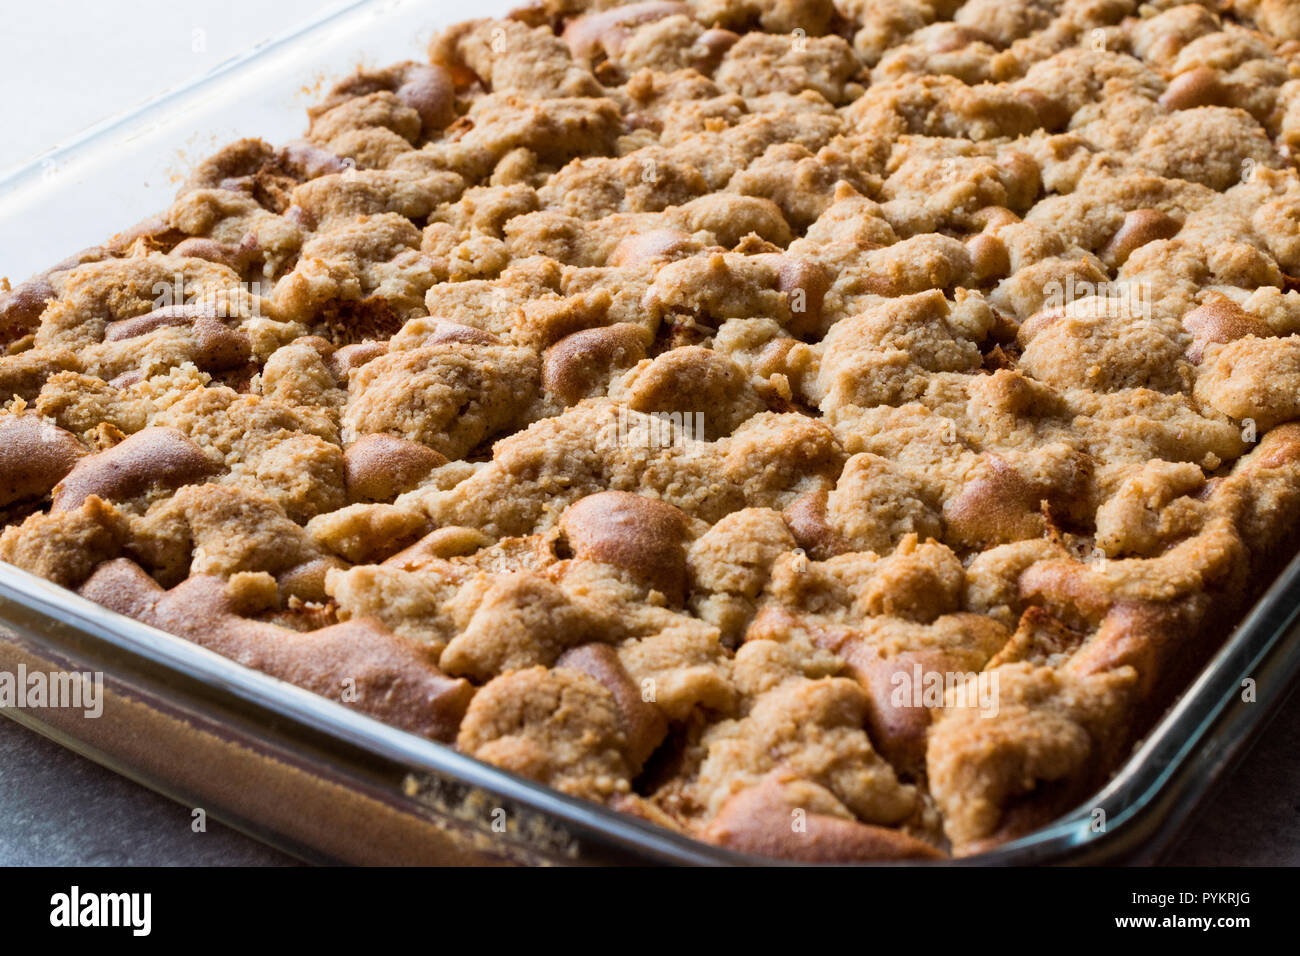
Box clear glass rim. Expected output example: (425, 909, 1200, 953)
(4, 547, 1299, 866)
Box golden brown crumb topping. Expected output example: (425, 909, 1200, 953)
(5, 0, 1300, 861)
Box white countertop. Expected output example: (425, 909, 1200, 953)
(0, 0, 342, 175)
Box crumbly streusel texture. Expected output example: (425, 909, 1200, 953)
(5, 0, 1300, 861)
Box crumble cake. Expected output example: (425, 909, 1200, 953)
(5, 0, 1300, 862)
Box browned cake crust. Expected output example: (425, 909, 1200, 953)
(5, 0, 1300, 860)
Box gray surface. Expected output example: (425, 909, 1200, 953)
(1162, 685, 1300, 866)
(2, 690, 1298, 866)
(0, 715, 294, 866)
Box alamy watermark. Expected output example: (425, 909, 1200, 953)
(607, 407, 708, 455)
(0, 665, 103, 718)
(152, 272, 267, 318)
(50, 886, 151, 936)
(890, 664, 1000, 718)
(1041, 276, 1151, 320)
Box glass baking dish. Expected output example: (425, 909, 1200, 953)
(3, 0, 1300, 866)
